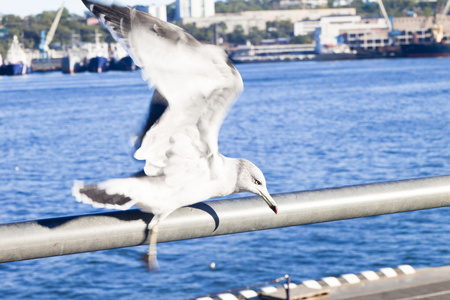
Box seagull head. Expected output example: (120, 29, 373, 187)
(236, 159, 278, 214)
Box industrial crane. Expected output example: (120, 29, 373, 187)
(38, 3, 65, 60)
(376, 0, 402, 42)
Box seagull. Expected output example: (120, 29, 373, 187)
(73, 0, 278, 269)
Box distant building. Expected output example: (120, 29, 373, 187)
(176, 0, 215, 21)
(333, 0, 378, 7)
(294, 14, 450, 53)
(149, 5, 167, 22)
(294, 20, 321, 36)
(135, 5, 167, 21)
(181, 8, 357, 34)
(302, 0, 328, 7)
(294, 15, 388, 36)
(332, 0, 353, 6)
(86, 17, 100, 26)
(332, 16, 450, 52)
(312, 16, 388, 53)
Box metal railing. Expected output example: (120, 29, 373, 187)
(2, 175, 450, 263)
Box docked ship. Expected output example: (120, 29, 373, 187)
(86, 31, 110, 73)
(400, 23, 450, 58)
(0, 35, 32, 76)
(401, 0, 450, 58)
(401, 42, 450, 58)
(61, 33, 89, 74)
(109, 43, 136, 71)
(61, 48, 88, 74)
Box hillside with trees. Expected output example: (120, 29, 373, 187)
(215, 0, 448, 16)
(351, 0, 447, 17)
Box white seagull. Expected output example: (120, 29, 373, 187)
(73, 0, 278, 269)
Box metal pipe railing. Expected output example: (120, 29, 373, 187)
(2, 175, 450, 263)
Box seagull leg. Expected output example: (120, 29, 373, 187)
(147, 220, 160, 271)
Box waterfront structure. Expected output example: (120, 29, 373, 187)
(176, 0, 215, 21)
(192, 265, 450, 300)
(333, 0, 353, 6)
(229, 43, 316, 63)
(399, 0, 450, 57)
(136, 5, 167, 21)
(296, 14, 450, 53)
(149, 5, 167, 22)
(304, 15, 388, 53)
(342, 16, 450, 51)
(280, 0, 378, 8)
(294, 15, 387, 36)
(181, 8, 356, 34)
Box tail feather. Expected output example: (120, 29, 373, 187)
(72, 180, 138, 210)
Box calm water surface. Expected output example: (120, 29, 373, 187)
(1, 57, 450, 299)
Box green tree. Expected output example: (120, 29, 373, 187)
(226, 25, 247, 45)
(215, 0, 282, 13)
(180, 23, 215, 42)
(247, 26, 265, 45)
(349, 0, 445, 18)
(350, 0, 380, 17)
(327, 0, 334, 8)
(290, 33, 313, 44)
(266, 20, 293, 39)
(0, 9, 114, 57)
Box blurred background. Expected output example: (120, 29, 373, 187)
(1, 0, 450, 299)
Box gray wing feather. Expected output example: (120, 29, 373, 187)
(82, 0, 244, 178)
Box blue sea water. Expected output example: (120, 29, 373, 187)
(1, 57, 450, 299)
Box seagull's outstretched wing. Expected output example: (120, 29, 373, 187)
(82, 0, 243, 180)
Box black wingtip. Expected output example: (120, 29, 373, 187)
(81, 0, 90, 9)
(78, 184, 134, 207)
(82, 0, 128, 9)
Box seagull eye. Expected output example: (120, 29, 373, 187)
(253, 178, 261, 185)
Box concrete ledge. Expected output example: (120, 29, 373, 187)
(193, 265, 450, 300)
